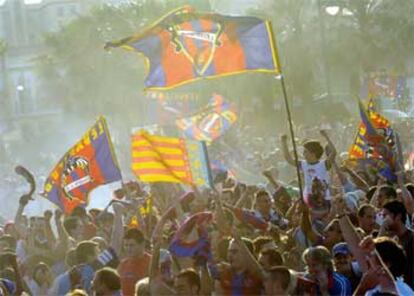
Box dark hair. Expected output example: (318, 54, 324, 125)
(253, 236, 274, 254)
(123, 228, 145, 244)
(357, 204, 375, 218)
(94, 267, 121, 291)
(261, 248, 284, 266)
(0, 235, 16, 250)
(303, 140, 324, 159)
(65, 248, 78, 268)
(255, 190, 270, 201)
(268, 266, 291, 291)
(71, 206, 87, 218)
(378, 185, 397, 200)
(405, 183, 414, 198)
(176, 268, 201, 293)
(383, 200, 407, 225)
(63, 217, 80, 235)
(75, 241, 98, 264)
(374, 236, 406, 278)
(366, 186, 377, 202)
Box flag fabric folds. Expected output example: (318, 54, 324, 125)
(42, 117, 122, 214)
(348, 100, 397, 181)
(176, 94, 237, 142)
(131, 131, 213, 187)
(169, 212, 213, 259)
(106, 6, 279, 89)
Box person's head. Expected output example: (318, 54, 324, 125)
(75, 241, 99, 264)
(91, 236, 108, 251)
(264, 266, 291, 296)
(377, 185, 397, 207)
(31, 216, 46, 233)
(323, 219, 342, 248)
(382, 200, 407, 232)
(253, 236, 275, 256)
(65, 248, 78, 268)
(63, 216, 84, 240)
(357, 204, 377, 234)
(174, 268, 201, 296)
(135, 277, 149, 296)
(303, 140, 324, 162)
(374, 237, 406, 279)
(32, 262, 52, 287)
(71, 206, 89, 223)
(332, 243, 353, 274)
(302, 246, 334, 278)
(258, 248, 283, 270)
(255, 190, 272, 214)
(228, 237, 254, 272)
(92, 267, 121, 296)
(123, 228, 145, 258)
(273, 187, 291, 214)
(0, 235, 16, 252)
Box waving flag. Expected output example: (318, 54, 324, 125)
(169, 212, 213, 259)
(348, 100, 396, 181)
(42, 117, 122, 214)
(131, 131, 213, 187)
(176, 94, 237, 141)
(106, 6, 279, 89)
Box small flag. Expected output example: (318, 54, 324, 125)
(176, 94, 237, 142)
(106, 6, 279, 89)
(42, 117, 122, 214)
(131, 131, 213, 187)
(348, 100, 397, 181)
(169, 212, 213, 258)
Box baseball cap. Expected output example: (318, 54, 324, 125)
(332, 242, 351, 256)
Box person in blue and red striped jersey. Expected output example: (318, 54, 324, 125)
(302, 246, 352, 296)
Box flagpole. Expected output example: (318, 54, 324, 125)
(279, 75, 304, 201)
(266, 22, 304, 201)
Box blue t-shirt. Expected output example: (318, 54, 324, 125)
(328, 272, 352, 296)
(55, 264, 95, 295)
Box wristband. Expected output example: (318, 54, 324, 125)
(335, 213, 347, 219)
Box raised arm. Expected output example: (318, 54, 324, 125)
(342, 165, 370, 192)
(331, 197, 369, 272)
(320, 130, 337, 164)
(110, 202, 125, 255)
(300, 204, 319, 243)
(281, 134, 296, 166)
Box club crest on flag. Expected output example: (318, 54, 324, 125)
(61, 156, 93, 201)
(42, 117, 122, 214)
(170, 20, 223, 76)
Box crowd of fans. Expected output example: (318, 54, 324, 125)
(0, 119, 414, 296)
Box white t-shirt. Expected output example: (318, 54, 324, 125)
(301, 160, 331, 200)
(365, 277, 414, 296)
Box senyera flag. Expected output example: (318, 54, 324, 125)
(42, 116, 122, 214)
(131, 130, 213, 187)
(176, 94, 238, 142)
(105, 6, 280, 90)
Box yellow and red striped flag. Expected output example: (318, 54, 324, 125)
(131, 131, 213, 187)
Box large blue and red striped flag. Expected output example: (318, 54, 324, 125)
(42, 117, 122, 214)
(105, 6, 280, 89)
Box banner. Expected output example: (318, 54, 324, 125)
(106, 6, 279, 89)
(131, 131, 212, 187)
(176, 94, 237, 142)
(42, 117, 122, 213)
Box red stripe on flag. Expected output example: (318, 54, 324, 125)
(133, 168, 188, 174)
